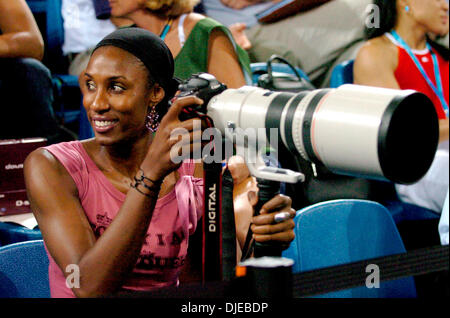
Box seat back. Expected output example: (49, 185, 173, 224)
(26, 0, 65, 73)
(329, 59, 354, 88)
(0, 240, 50, 298)
(0, 222, 42, 246)
(282, 199, 417, 298)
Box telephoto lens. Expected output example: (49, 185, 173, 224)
(206, 84, 439, 184)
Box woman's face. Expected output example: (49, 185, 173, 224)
(81, 46, 160, 146)
(108, 0, 143, 18)
(407, 0, 449, 36)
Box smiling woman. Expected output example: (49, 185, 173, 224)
(81, 47, 162, 143)
(23, 27, 296, 298)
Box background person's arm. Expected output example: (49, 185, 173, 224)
(439, 118, 449, 143)
(229, 23, 252, 50)
(220, 0, 279, 10)
(353, 41, 400, 89)
(0, 0, 44, 60)
(207, 28, 247, 88)
(355, 41, 449, 142)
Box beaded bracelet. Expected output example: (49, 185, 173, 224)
(130, 181, 158, 199)
(130, 169, 162, 198)
(135, 168, 162, 189)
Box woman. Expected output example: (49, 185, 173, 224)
(355, 1, 449, 222)
(24, 28, 295, 298)
(354, 0, 449, 142)
(108, 0, 252, 88)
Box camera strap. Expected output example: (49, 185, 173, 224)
(202, 160, 224, 282)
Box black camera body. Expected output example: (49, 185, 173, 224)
(177, 73, 227, 121)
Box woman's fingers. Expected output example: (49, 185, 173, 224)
(170, 139, 205, 161)
(162, 96, 204, 124)
(157, 95, 210, 161)
(252, 227, 296, 243)
(252, 207, 296, 225)
(170, 117, 203, 135)
(250, 193, 296, 244)
(144, 97, 206, 177)
(254, 194, 293, 215)
(251, 217, 295, 234)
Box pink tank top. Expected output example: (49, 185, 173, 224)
(43, 141, 204, 297)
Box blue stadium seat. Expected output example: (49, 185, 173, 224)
(0, 240, 50, 298)
(0, 222, 42, 246)
(329, 59, 354, 87)
(26, 0, 64, 61)
(282, 199, 417, 298)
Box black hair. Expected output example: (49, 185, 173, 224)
(365, 0, 449, 61)
(138, 60, 174, 120)
(365, 0, 397, 40)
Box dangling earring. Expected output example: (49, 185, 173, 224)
(146, 106, 160, 133)
(405, 5, 410, 12)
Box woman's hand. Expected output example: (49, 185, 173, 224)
(141, 96, 204, 181)
(228, 156, 296, 252)
(229, 23, 252, 50)
(249, 193, 296, 245)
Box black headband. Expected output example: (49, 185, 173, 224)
(93, 27, 179, 99)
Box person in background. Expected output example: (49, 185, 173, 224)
(354, 0, 449, 142)
(354, 0, 449, 215)
(0, 0, 73, 144)
(108, 0, 252, 88)
(24, 28, 295, 297)
(62, 0, 132, 77)
(202, 0, 372, 87)
(202, 0, 275, 50)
